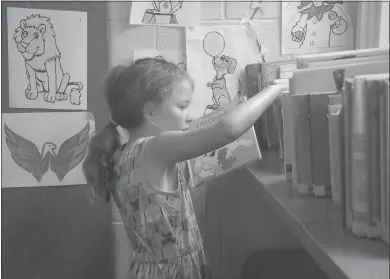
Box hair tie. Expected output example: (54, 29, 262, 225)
(109, 116, 118, 128)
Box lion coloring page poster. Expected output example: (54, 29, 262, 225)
(186, 25, 263, 119)
(130, 1, 201, 27)
(7, 7, 87, 110)
(281, 1, 355, 55)
(2, 112, 95, 188)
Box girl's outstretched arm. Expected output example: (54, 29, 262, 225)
(146, 85, 283, 166)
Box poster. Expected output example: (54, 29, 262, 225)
(281, 1, 354, 55)
(2, 112, 95, 188)
(248, 20, 293, 62)
(186, 25, 262, 118)
(133, 49, 186, 70)
(130, 1, 201, 27)
(7, 7, 87, 110)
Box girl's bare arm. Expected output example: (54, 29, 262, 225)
(146, 85, 283, 166)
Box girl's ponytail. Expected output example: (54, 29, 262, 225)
(83, 122, 121, 203)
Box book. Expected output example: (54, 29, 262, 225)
(281, 91, 293, 181)
(343, 78, 353, 228)
(260, 60, 296, 151)
(292, 60, 389, 96)
(291, 94, 313, 195)
(187, 97, 262, 187)
(272, 100, 284, 160)
(245, 63, 268, 149)
(307, 55, 389, 69)
(309, 91, 337, 198)
(246, 60, 296, 151)
(379, 79, 389, 244)
(296, 47, 389, 69)
(310, 69, 346, 198)
(328, 99, 344, 205)
(271, 79, 289, 160)
(348, 74, 388, 238)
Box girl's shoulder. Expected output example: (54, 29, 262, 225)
(114, 137, 154, 175)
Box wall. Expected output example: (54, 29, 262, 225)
(1, 2, 113, 279)
(107, 2, 303, 279)
(379, 1, 389, 48)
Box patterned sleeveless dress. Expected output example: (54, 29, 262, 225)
(112, 137, 208, 279)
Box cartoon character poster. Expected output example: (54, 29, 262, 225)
(281, 1, 355, 54)
(186, 25, 263, 118)
(187, 99, 262, 187)
(1, 112, 95, 188)
(130, 1, 201, 27)
(7, 7, 87, 110)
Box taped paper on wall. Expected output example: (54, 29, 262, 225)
(130, 1, 201, 27)
(7, 7, 88, 110)
(281, 1, 354, 55)
(186, 25, 262, 119)
(2, 112, 95, 188)
(249, 20, 293, 62)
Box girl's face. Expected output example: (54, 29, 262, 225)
(152, 79, 194, 132)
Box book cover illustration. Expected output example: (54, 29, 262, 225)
(187, 98, 261, 187)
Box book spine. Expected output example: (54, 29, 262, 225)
(328, 104, 343, 204)
(342, 79, 353, 229)
(292, 94, 313, 195)
(281, 91, 293, 180)
(261, 63, 294, 151)
(273, 102, 284, 160)
(350, 77, 369, 237)
(309, 92, 335, 198)
(367, 79, 381, 238)
(245, 64, 268, 149)
(350, 77, 382, 238)
(380, 80, 389, 243)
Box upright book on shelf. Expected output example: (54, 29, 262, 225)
(343, 79, 352, 228)
(281, 91, 293, 181)
(309, 69, 346, 198)
(290, 61, 389, 196)
(245, 60, 296, 151)
(187, 97, 262, 187)
(328, 93, 344, 205)
(271, 79, 289, 161)
(291, 94, 313, 195)
(245, 63, 268, 149)
(379, 78, 389, 244)
(309, 91, 337, 197)
(348, 74, 389, 238)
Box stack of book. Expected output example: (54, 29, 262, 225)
(245, 47, 389, 244)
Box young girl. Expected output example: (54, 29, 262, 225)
(83, 58, 282, 279)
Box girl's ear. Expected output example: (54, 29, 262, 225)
(177, 62, 186, 71)
(143, 101, 157, 120)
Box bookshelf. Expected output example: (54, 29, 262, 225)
(246, 150, 389, 279)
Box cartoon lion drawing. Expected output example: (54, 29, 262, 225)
(13, 14, 83, 105)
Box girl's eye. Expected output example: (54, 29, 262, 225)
(34, 32, 39, 39)
(22, 31, 28, 37)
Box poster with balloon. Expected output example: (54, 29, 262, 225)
(186, 25, 263, 119)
